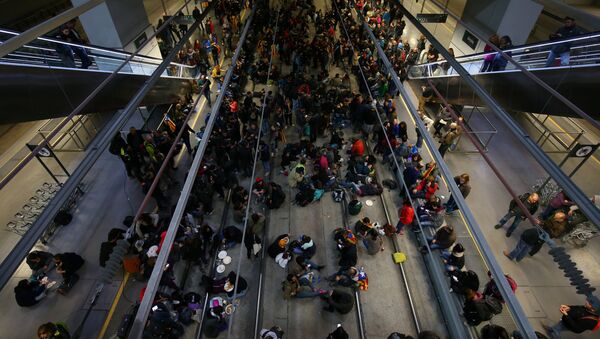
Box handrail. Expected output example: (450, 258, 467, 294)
(0, 0, 213, 294)
(127, 5, 256, 338)
(407, 59, 600, 79)
(0, 0, 200, 193)
(0, 28, 164, 63)
(418, 30, 600, 63)
(0, 0, 105, 58)
(422, 0, 600, 132)
(414, 41, 600, 69)
(0, 35, 195, 69)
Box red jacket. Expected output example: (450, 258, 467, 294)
(399, 206, 414, 225)
(416, 181, 439, 200)
(351, 140, 365, 156)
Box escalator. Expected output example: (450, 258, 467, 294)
(0, 28, 197, 124)
(407, 32, 600, 120)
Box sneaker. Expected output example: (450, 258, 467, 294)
(494, 224, 502, 229)
(505, 231, 512, 237)
(502, 250, 513, 260)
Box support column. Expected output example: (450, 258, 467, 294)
(449, 0, 543, 55)
(72, 0, 162, 70)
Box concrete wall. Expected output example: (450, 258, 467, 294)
(72, 0, 154, 50)
(496, 0, 544, 45)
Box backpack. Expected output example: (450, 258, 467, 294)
(382, 179, 398, 189)
(483, 275, 517, 303)
(450, 270, 480, 295)
(348, 200, 362, 215)
(54, 210, 73, 226)
(295, 188, 314, 207)
(333, 189, 345, 202)
(463, 295, 503, 326)
(314, 189, 325, 201)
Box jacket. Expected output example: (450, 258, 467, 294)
(398, 206, 415, 225)
(364, 235, 383, 255)
(454, 176, 471, 198)
(433, 226, 456, 249)
(561, 305, 599, 333)
(446, 252, 465, 270)
(415, 180, 439, 200)
(327, 289, 355, 314)
(441, 129, 460, 145)
(551, 25, 583, 53)
(351, 139, 365, 156)
(26, 251, 53, 271)
(521, 228, 545, 256)
(549, 191, 573, 209)
(509, 193, 539, 215)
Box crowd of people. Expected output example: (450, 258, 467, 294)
(22, 0, 599, 339)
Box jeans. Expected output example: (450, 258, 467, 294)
(72, 47, 92, 69)
(416, 134, 423, 148)
(203, 90, 212, 107)
(507, 238, 532, 262)
(396, 221, 409, 233)
(262, 160, 271, 174)
(547, 320, 567, 339)
(545, 50, 570, 67)
(480, 60, 492, 72)
(445, 195, 458, 212)
(498, 210, 524, 234)
(426, 236, 443, 250)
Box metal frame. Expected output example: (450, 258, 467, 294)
(524, 113, 585, 153)
(424, 0, 600, 132)
(0, 0, 200, 192)
(0, 1, 214, 294)
(451, 105, 498, 153)
(0, 0, 105, 58)
(127, 5, 257, 338)
(396, 1, 600, 230)
(358, 5, 539, 337)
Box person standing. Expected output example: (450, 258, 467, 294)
(543, 301, 599, 338)
(494, 192, 540, 237)
(445, 173, 471, 213)
(198, 74, 212, 107)
(503, 227, 545, 262)
(438, 122, 460, 158)
(545, 17, 583, 67)
(396, 198, 414, 235)
(56, 26, 92, 69)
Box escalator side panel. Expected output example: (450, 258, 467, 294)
(409, 66, 600, 120)
(0, 64, 191, 124)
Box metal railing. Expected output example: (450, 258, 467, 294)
(453, 105, 498, 153)
(524, 113, 585, 153)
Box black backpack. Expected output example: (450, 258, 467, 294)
(382, 179, 398, 189)
(295, 188, 314, 207)
(450, 270, 480, 295)
(463, 296, 503, 326)
(54, 210, 72, 226)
